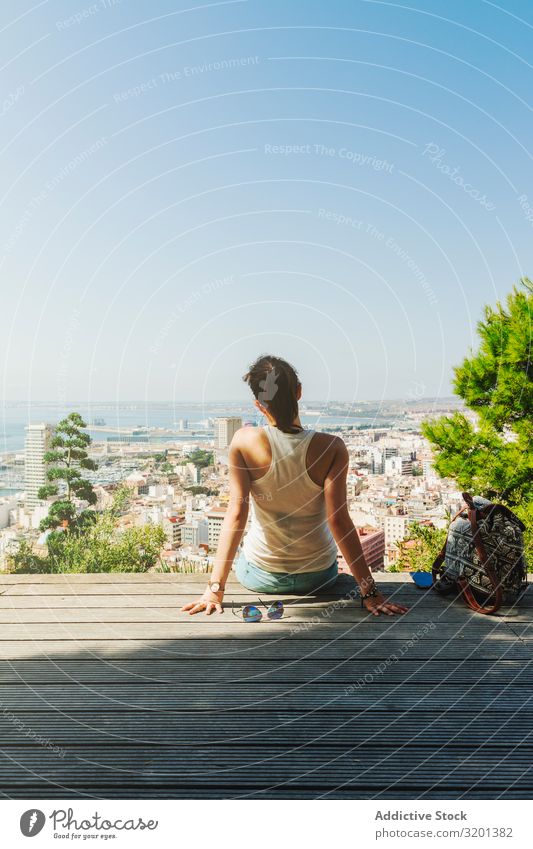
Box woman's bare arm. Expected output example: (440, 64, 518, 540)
(181, 437, 250, 615)
(323, 437, 408, 616)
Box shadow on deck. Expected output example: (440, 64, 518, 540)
(0, 572, 531, 799)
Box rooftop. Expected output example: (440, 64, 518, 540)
(0, 572, 531, 799)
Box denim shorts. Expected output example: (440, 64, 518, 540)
(234, 551, 339, 594)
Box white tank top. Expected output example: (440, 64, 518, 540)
(242, 425, 337, 573)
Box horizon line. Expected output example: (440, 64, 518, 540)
(0, 397, 461, 406)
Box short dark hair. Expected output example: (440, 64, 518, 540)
(243, 355, 300, 433)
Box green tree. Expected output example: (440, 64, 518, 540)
(9, 488, 165, 574)
(38, 412, 97, 531)
(185, 485, 219, 496)
(422, 280, 532, 505)
(187, 449, 213, 469)
(388, 522, 447, 573)
(422, 279, 532, 564)
(6, 539, 45, 573)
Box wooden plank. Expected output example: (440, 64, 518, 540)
(0, 620, 518, 640)
(0, 658, 530, 684)
(0, 590, 487, 606)
(0, 682, 531, 711)
(1, 786, 528, 799)
(0, 571, 524, 588)
(1, 710, 531, 746)
(1, 574, 198, 583)
(508, 624, 533, 636)
(0, 637, 527, 660)
(0, 573, 529, 607)
(0, 606, 516, 626)
(0, 746, 531, 788)
(0, 574, 527, 600)
(0, 573, 361, 584)
(1, 578, 526, 600)
(1, 583, 223, 596)
(0, 588, 464, 604)
(1, 597, 529, 630)
(0, 583, 370, 597)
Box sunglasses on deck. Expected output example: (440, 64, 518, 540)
(231, 599, 284, 622)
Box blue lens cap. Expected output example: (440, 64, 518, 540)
(410, 571, 433, 588)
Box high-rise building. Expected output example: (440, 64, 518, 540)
(214, 417, 242, 449)
(207, 506, 227, 550)
(358, 526, 386, 571)
(337, 526, 385, 573)
(25, 423, 54, 509)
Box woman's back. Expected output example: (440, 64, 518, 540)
(181, 354, 407, 617)
(240, 425, 338, 573)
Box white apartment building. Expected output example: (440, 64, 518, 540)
(25, 423, 54, 509)
(423, 459, 437, 480)
(0, 497, 18, 529)
(381, 514, 410, 546)
(181, 518, 208, 548)
(207, 507, 227, 550)
(163, 516, 184, 548)
(214, 417, 242, 449)
(0, 529, 22, 569)
(384, 456, 403, 476)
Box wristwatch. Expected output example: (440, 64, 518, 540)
(208, 580, 224, 593)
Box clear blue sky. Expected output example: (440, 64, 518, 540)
(0, 0, 531, 406)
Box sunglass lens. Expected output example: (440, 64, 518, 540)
(242, 604, 262, 623)
(267, 600, 284, 620)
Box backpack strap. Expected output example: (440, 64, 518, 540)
(431, 504, 469, 582)
(457, 492, 503, 615)
(431, 540, 447, 581)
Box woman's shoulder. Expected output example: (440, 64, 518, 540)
(230, 426, 271, 476)
(311, 430, 345, 448)
(307, 430, 346, 460)
(306, 432, 346, 483)
(232, 425, 266, 443)
(230, 425, 270, 454)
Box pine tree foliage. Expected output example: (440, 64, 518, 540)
(38, 412, 97, 530)
(422, 279, 532, 565)
(422, 279, 532, 506)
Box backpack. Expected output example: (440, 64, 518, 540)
(432, 492, 528, 614)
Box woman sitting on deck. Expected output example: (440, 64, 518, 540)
(182, 355, 408, 617)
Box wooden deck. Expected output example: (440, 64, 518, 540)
(0, 572, 531, 799)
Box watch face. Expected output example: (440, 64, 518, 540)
(210, 581, 220, 592)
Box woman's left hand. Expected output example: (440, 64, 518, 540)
(181, 587, 225, 615)
(364, 591, 409, 616)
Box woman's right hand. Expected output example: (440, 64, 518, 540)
(363, 591, 409, 617)
(180, 587, 224, 615)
